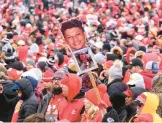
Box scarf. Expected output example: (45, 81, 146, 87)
(11, 100, 23, 122)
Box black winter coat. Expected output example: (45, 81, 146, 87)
(125, 103, 137, 122)
(102, 106, 127, 122)
(15, 78, 39, 122)
(116, 107, 127, 122)
(0, 80, 18, 122)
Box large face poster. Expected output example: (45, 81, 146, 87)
(60, 18, 87, 51)
(60, 18, 98, 74)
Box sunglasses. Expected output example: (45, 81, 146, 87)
(133, 100, 144, 107)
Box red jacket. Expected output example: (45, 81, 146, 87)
(60, 98, 85, 122)
(140, 70, 154, 91)
(123, 69, 131, 84)
(46, 95, 68, 121)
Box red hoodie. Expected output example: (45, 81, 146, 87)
(46, 73, 84, 122)
(85, 84, 111, 107)
(142, 53, 158, 67)
(140, 70, 154, 91)
(126, 47, 136, 64)
(123, 48, 136, 83)
(59, 73, 84, 122)
(81, 84, 111, 122)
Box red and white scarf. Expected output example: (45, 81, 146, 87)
(11, 100, 23, 122)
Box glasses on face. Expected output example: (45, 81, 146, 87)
(52, 78, 61, 83)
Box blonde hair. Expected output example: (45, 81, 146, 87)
(82, 100, 100, 120)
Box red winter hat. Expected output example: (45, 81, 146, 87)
(42, 69, 54, 83)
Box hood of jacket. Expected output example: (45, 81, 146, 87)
(126, 47, 136, 63)
(139, 92, 162, 122)
(3, 80, 18, 102)
(15, 78, 33, 100)
(140, 70, 155, 79)
(61, 73, 82, 102)
(85, 84, 111, 107)
(108, 78, 128, 95)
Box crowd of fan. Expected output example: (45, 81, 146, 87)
(0, 0, 162, 122)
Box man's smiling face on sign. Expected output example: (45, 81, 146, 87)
(64, 27, 86, 50)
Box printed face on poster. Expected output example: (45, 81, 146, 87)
(72, 47, 98, 75)
(60, 18, 98, 74)
(60, 18, 87, 51)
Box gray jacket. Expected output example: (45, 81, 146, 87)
(37, 92, 52, 114)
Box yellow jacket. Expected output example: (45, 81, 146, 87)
(140, 92, 162, 122)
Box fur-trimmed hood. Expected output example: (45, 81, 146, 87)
(111, 46, 123, 59)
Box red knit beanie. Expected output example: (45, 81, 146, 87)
(42, 69, 54, 83)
